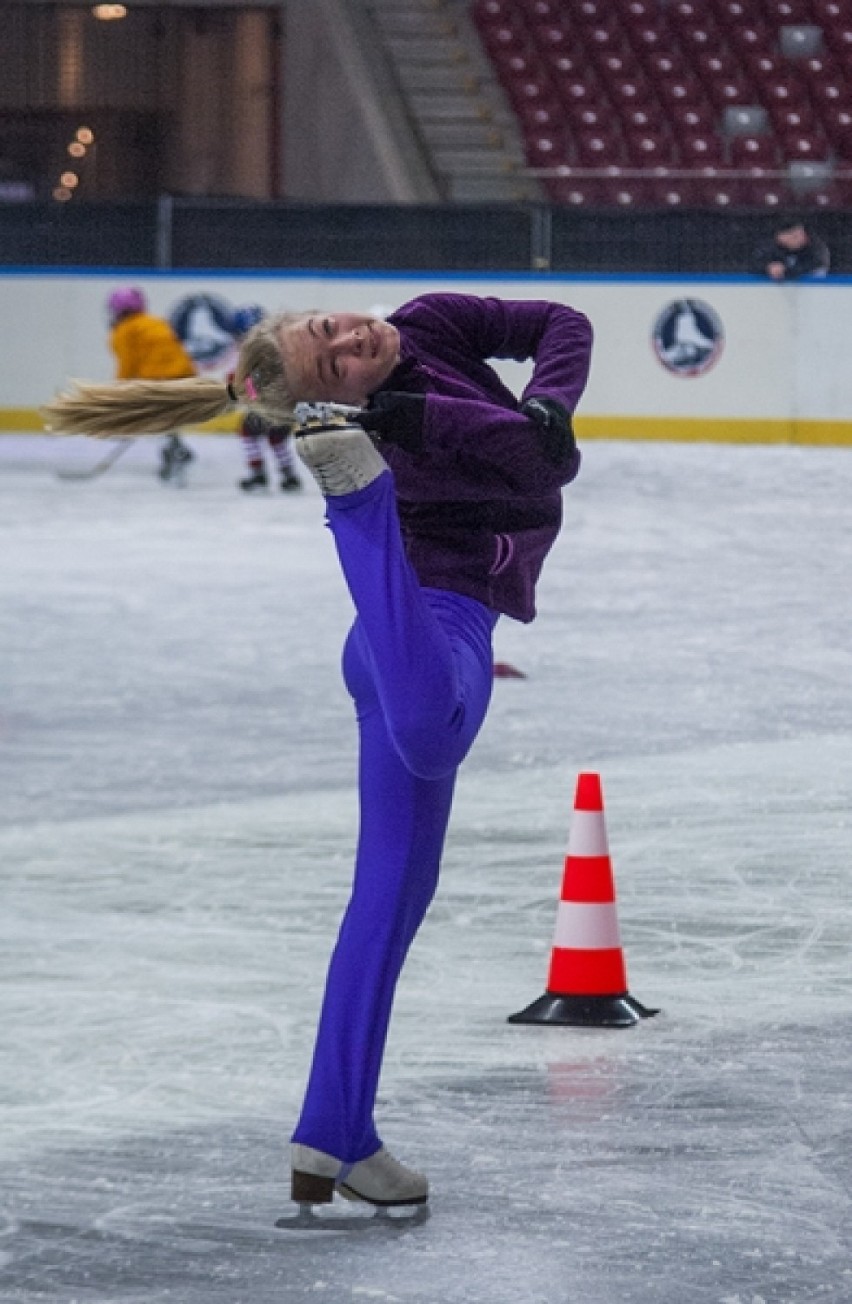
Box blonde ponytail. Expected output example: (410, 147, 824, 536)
(41, 309, 308, 438)
(41, 376, 233, 438)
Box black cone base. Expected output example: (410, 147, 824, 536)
(507, 991, 660, 1028)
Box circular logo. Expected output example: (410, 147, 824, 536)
(651, 299, 724, 377)
(170, 293, 238, 372)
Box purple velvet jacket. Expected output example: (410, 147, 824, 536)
(375, 293, 593, 623)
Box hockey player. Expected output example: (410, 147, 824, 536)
(107, 288, 197, 482)
(230, 305, 302, 493)
(42, 293, 593, 1210)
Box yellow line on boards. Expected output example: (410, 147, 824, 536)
(574, 416, 852, 446)
(2, 410, 852, 445)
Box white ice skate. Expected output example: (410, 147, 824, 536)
(291, 403, 388, 497)
(278, 1143, 429, 1230)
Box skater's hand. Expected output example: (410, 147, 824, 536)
(520, 396, 576, 465)
(357, 392, 426, 453)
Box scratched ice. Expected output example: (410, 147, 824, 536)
(1, 433, 851, 1303)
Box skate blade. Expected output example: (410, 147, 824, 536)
(275, 1201, 430, 1233)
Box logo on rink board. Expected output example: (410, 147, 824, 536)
(170, 293, 238, 372)
(651, 299, 724, 377)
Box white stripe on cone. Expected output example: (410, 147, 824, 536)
(567, 809, 610, 858)
(553, 901, 622, 951)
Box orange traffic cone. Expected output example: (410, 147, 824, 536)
(508, 772, 658, 1028)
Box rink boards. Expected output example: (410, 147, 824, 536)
(1, 269, 851, 443)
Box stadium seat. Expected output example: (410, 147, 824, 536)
(727, 21, 774, 53)
(573, 0, 617, 25)
(678, 24, 723, 54)
(503, 72, 559, 114)
(808, 76, 852, 110)
(583, 24, 631, 57)
(657, 74, 705, 107)
(574, 127, 627, 166)
(597, 175, 657, 206)
(515, 0, 566, 20)
(669, 0, 719, 22)
(524, 131, 571, 167)
(780, 129, 831, 158)
(622, 104, 671, 132)
(478, 23, 528, 60)
(528, 23, 574, 55)
(541, 50, 589, 81)
(758, 76, 811, 114)
(628, 24, 670, 61)
(797, 52, 843, 78)
(737, 178, 788, 205)
(694, 50, 746, 81)
(669, 102, 717, 132)
(698, 177, 748, 205)
(593, 51, 645, 79)
(798, 179, 849, 206)
(821, 104, 852, 156)
(625, 129, 679, 165)
(569, 104, 613, 131)
(705, 74, 754, 108)
(811, 0, 852, 20)
(548, 177, 606, 206)
(643, 51, 690, 79)
(621, 0, 663, 26)
(554, 77, 606, 111)
(514, 96, 566, 131)
(779, 25, 824, 57)
(824, 24, 852, 56)
(729, 133, 783, 167)
(606, 77, 655, 109)
(761, 0, 815, 22)
(472, 0, 517, 23)
(649, 177, 706, 206)
(724, 105, 771, 133)
(680, 131, 728, 165)
(713, 0, 765, 20)
(769, 104, 819, 134)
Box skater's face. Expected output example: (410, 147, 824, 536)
(278, 312, 401, 405)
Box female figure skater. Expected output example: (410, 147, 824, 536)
(42, 292, 593, 1208)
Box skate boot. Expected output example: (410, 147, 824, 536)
(291, 1143, 428, 1207)
(280, 470, 302, 492)
(292, 404, 387, 498)
(240, 469, 269, 492)
(159, 434, 194, 482)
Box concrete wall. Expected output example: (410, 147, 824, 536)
(2, 271, 851, 441)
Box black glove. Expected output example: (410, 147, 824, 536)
(520, 396, 576, 465)
(357, 391, 427, 454)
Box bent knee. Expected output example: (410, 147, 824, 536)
(391, 721, 469, 780)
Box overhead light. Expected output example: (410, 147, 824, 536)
(92, 5, 127, 20)
(53, 187, 73, 202)
(68, 142, 86, 158)
(60, 171, 79, 188)
(76, 127, 95, 145)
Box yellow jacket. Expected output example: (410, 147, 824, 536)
(110, 313, 196, 381)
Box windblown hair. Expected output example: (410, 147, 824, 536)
(40, 312, 307, 438)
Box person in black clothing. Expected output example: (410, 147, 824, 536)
(752, 218, 830, 281)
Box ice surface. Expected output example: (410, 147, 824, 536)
(1, 433, 851, 1303)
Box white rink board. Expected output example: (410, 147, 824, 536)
(1, 271, 851, 428)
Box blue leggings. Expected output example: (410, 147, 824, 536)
(291, 472, 498, 1163)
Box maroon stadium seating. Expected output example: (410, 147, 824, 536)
(470, 0, 852, 207)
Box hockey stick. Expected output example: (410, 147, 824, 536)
(56, 439, 135, 481)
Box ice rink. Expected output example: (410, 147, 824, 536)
(1, 431, 851, 1303)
